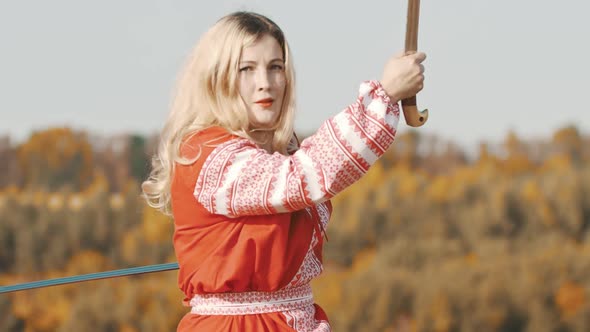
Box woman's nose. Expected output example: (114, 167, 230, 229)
(256, 70, 271, 91)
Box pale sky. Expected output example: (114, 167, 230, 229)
(1, 0, 589, 151)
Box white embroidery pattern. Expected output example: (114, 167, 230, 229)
(193, 80, 399, 218)
(280, 203, 331, 331)
(315, 203, 330, 231)
(283, 304, 331, 332)
(286, 228, 323, 288)
(189, 284, 313, 316)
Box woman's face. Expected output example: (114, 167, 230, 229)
(238, 34, 286, 129)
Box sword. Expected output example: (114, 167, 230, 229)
(0, 262, 179, 294)
(401, 0, 429, 127)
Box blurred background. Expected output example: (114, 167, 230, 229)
(2, 0, 590, 331)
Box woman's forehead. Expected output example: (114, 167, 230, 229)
(240, 35, 283, 61)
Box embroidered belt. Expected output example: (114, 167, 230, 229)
(189, 284, 314, 315)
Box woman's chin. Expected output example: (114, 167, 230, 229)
(250, 117, 278, 129)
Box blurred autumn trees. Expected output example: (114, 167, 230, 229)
(0, 128, 180, 332)
(1, 125, 590, 331)
(315, 124, 590, 332)
(16, 128, 94, 191)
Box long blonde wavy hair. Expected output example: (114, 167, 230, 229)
(142, 12, 297, 215)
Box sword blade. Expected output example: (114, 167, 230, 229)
(0, 262, 179, 294)
(405, 0, 420, 52)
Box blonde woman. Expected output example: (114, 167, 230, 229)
(143, 11, 426, 332)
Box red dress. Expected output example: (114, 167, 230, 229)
(170, 80, 400, 331)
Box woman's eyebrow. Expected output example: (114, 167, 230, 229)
(239, 58, 284, 64)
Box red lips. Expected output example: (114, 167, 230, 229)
(255, 98, 274, 108)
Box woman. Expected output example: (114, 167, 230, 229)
(142, 11, 426, 332)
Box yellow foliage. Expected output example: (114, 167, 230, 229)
(501, 155, 534, 175)
(12, 291, 33, 319)
(47, 193, 65, 211)
(430, 293, 453, 332)
(445, 173, 471, 202)
(32, 191, 47, 208)
(553, 125, 581, 147)
(17, 127, 94, 190)
(351, 247, 376, 274)
(165, 252, 178, 263)
(122, 229, 140, 263)
(384, 315, 417, 332)
(426, 176, 451, 204)
(484, 306, 508, 329)
(67, 193, 85, 212)
(34, 288, 72, 331)
(541, 154, 572, 172)
(119, 324, 139, 332)
(375, 186, 392, 211)
(16, 192, 33, 206)
(110, 193, 125, 210)
(555, 281, 586, 319)
(312, 248, 376, 318)
(397, 173, 420, 198)
(452, 166, 478, 185)
(7, 124, 590, 331)
(520, 179, 544, 204)
(464, 252, 478, 266)
(312, 268, 346, 317)
(84, 172, 109, 195)
(539, 204, 556, 226)
(2, 184, 20, 195)
(336, 197, 365, 234)
(503, 130, 522, 155)
(11, 282, 72, 331)
(65, 250, 109, 275)
(142, 205, 173, 244)
(489, 185, 508, 210)
(365, 162, 385, 187)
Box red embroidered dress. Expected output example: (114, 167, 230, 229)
(171, 80, 400, 332)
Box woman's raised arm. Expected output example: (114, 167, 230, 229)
(194, 80, 400, 218)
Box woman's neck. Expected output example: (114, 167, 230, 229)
(249, 130, 274, 152)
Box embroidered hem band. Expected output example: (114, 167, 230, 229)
(189, 284, 314, 316)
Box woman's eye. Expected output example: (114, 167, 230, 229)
(270, 64, 284, 71)
(239, 66, 253, 72)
